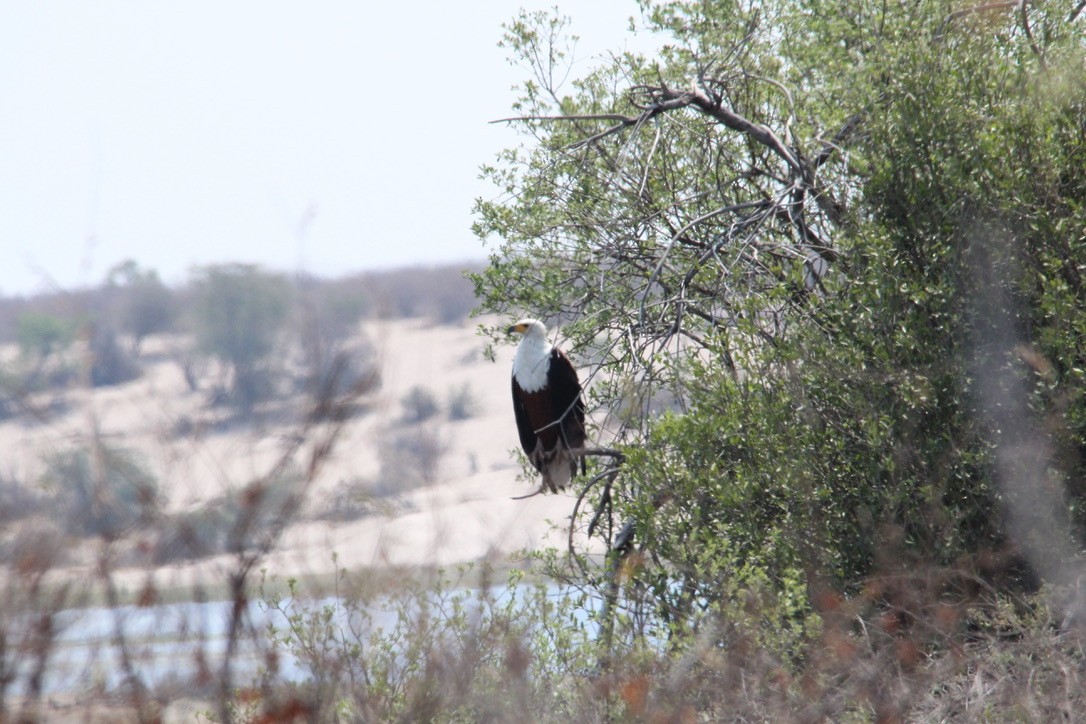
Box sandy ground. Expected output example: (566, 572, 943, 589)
(0, 316, 589, 592)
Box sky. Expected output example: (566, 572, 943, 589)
(0, 2, 653, 297)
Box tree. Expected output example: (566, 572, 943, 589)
(106, 260, 175, 353)
(473, 0, 1086, 642)
(86, 320, 141, 388)
(291, 273, 379, 417)
(14, 311, 77, 390)
(16, 312, 74, 360)
(39, 443, 161, 539)
(189, 263, 292, 413)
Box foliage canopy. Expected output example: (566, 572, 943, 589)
(472, 0, 1086, 639)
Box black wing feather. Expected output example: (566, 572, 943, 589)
(511, 377, 542, 471)
(548, 348, 586, 449)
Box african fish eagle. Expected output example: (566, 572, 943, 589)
(507, 319, 587, 493)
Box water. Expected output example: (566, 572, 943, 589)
(13, 582, 599, 698)
(16, 598, 295, 696)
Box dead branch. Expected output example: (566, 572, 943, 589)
(644, 85, 802, 173)
(1019, 0, 1047, 70)
(490, 113, 639, 124)
(217, 362, 374, 723)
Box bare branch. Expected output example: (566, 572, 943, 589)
(937, 1, 1017, 37)
(569, 118, 645, 150)
(814, 110, 867, 169)
(639, 199, 770, 329)
(677, 87, 802, 173)
(1019, 0, 1047, 70)
(944, 1, 1017, 24)
(490, 113, 639, 124)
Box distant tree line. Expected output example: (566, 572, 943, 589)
(0, 260, 480, 417)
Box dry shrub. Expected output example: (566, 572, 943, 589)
(222, 557, 1086, 723)
(0, 473, 41, 524)
(39, 444, 161, 539)
(361, 264, 480, 324)
(316, 476, 411, 522)
(400, 385, 440, 424)
(446, 382, 480, 421)
(371, 425, 448, 497)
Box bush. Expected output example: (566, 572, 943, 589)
(253, 565, 598, 722)
(1, 519, 71, 573)
(294, 273, 370, 342)
(88, 323, 141, 387)
(151, 507, 233, 564)
(371, 426, 447, 497)
(0, 473, 42, 524)
(152, 468, 303, 563)
(359, 264, 480, 323)
(294, 274, 379, 414)
(38, 444, 161, 539)
(400, 385, 440, 424)
(297, 343, 380, 419)
(16, 312, 74, 360)
(445, 383, 480, 421)
(107, 260, 175, 352)
(316, 476, 408, 522)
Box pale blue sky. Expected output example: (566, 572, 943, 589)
(0, 2, 650, 296)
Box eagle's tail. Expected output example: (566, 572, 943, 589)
(541, 446, 588, 493)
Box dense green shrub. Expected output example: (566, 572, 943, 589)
(473, 0, 1086, 641)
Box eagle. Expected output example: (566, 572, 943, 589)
(507, 318, 587, 493)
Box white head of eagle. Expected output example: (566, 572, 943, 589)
(507, 318, 587, 493)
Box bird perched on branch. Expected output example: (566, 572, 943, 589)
(507, 318, 586, 493)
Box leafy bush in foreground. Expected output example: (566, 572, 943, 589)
(212, 563, 1085, 723)
(248, 565, 599, 722)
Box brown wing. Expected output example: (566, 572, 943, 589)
(511, 377, 544, 472)
(548, 348, 587, 474)
(512, 349, 587, 485)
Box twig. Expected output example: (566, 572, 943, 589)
(639, 199, 769, 329)
(586, 476, 615, 540)
(814, 110, 867, 170)
(217, 364, 371, 723)
(1019, 0, 1047, 70)
(100, 544, 152, 722)
(489, 113, 638, 125)
(597, 488, 675, 670)
(936, 1, 1017, 38)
